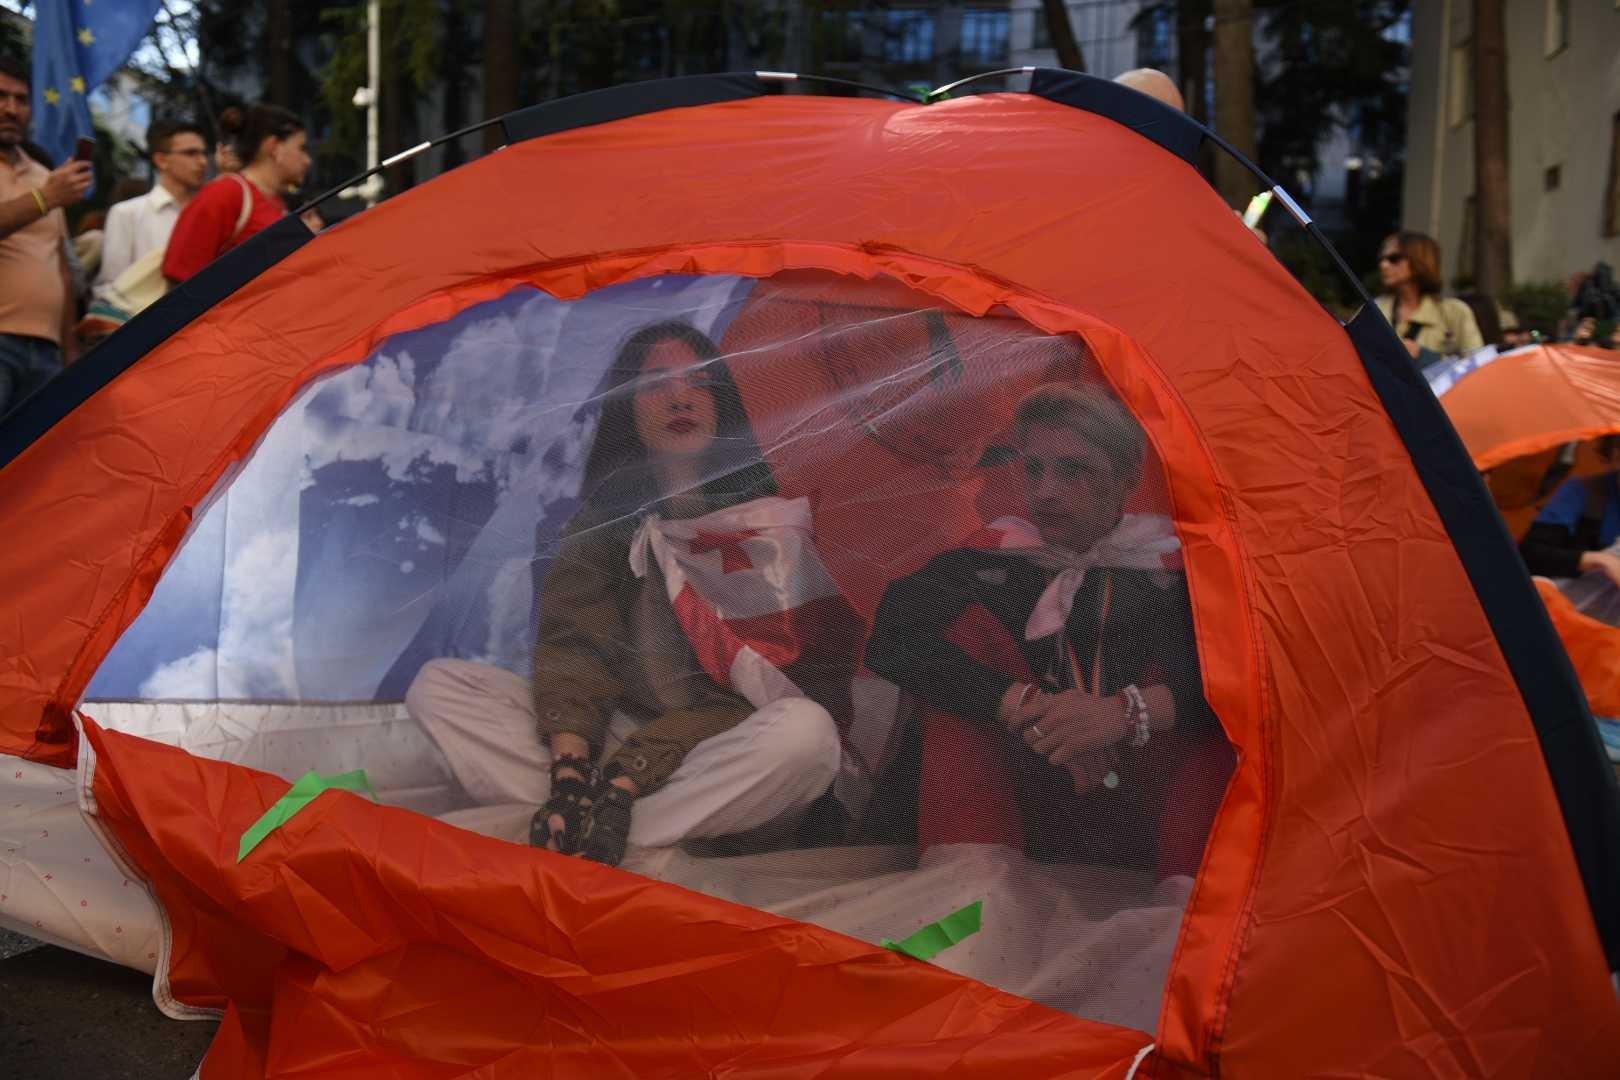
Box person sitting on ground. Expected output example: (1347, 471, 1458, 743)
(407, 321, 849, 866)
(865, 383, 1224, 871)
(1375, 231, 1484, 365)
(1521, 463, 1620, 589)
(163, 104, 309, 284)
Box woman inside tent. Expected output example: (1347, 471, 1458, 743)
(407, 321, 851, 867)
(1374, 231, 1484, 365)
(162, 104, 310, 285)
(865, 383, 1225, 871)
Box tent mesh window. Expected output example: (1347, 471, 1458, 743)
(88, 269, 1234, 1030)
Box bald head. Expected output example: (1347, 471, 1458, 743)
(1114, 68, 1185, 112)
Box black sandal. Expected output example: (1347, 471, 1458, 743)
(577, 783, 635, 867)
(529, 756, 596, 853)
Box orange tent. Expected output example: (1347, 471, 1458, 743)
(1438, 343, 1620, 536)
(2, 73, 1618, 1078)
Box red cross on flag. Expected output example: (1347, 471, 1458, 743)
(629, 496, 862, 715)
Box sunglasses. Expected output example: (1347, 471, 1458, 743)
(1378, 253, 1407, 265)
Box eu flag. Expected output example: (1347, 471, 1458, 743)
(31, 0, 161, 166)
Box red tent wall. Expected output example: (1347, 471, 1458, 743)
(2, 90, 1616, 1075)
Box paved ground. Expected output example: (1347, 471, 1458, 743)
(0, 931, 216, 1079)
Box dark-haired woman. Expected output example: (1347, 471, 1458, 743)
(162, 104, 309, 284)
(1374, 231, 1484, 364)
(408, 322, 848, 866)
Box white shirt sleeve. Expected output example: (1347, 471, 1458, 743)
(95, 199, 138, 292)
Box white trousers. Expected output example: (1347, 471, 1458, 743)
(405, 659, 840, 848)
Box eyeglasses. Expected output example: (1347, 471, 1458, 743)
(1378, 253, 1407, 265)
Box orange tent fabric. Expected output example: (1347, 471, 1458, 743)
(1536, 578, 1620, 717)
(1440, 343, 1620, 535)
(2, 81, 1617, 1077)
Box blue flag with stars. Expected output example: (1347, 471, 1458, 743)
(31, 0, 162, 166)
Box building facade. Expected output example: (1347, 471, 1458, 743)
(1402, 0, 1620, 287)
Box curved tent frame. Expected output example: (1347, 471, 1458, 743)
(2, 71, 1617, 1077)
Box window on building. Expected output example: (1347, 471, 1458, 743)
(1544, 0, 1569, 57)
(1448, 40, 1472, 128)
(1604, 112, 1620, 237)
(882, 9, 936, 64)
(1458, 194, 1477, 287)
(961, 9, 1011, 65)
(1032, 7, 1051, 50)
(1544, 164, 1562, 192)
(1135, 5, 1175, 70)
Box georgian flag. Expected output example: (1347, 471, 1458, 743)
(629, 496, 862, 715)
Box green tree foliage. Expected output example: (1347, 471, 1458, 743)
(1253, 0, 1410, 184)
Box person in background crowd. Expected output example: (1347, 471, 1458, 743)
(0, 53, 91, 416)
(1521, 450, 1620, 589)
(95, 119, 208, 296)
(1571, 317, 1620, 350)
(1500, 310, 1533, 349)
(163, 104, 308, 284)
(1115, 68, 1185, 111)
(213, 132, 241, 176)
(1374, 231, 1484, 365)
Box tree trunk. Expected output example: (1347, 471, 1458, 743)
(1177, 0, 1214, 180)
(1472, 0, 1512, 294)
(266, 0, 292, 107)
(1040, 0, 1086, 72)
(1177, 0, 1210, 124)
(483, 0, 519, 152)
(1212, 0, 1256, 208)
(441, 0, 466, 169)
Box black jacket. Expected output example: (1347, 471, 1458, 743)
(865, 547, 1215, 735)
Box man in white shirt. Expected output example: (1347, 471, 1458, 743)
(94, 119, 207, 295)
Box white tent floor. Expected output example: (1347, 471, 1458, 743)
(2, 703, 1188, 1035)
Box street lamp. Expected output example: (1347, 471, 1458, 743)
(339, 0, 382, 206)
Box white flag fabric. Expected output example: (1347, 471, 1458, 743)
(629, 496, 861, 712)
(972, 514, 1184, 640)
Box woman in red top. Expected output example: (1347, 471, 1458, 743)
(162, 104, 310, 284)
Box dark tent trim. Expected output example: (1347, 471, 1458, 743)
(501, 73, 769, 145)
(1344, 307, 1620, 968)
(1027, 69, 1206, 168)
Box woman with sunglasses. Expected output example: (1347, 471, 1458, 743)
(1374, 232, 1484, 364)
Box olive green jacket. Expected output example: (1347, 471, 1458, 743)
(531, 522, 753, 793)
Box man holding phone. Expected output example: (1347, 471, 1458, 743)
(0, 52, 92, 416)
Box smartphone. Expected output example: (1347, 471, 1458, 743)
(73, 136, 96, 163)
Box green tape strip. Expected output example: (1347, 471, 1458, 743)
(237, 769, 375, 862)
(881, 900, 984, 962)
